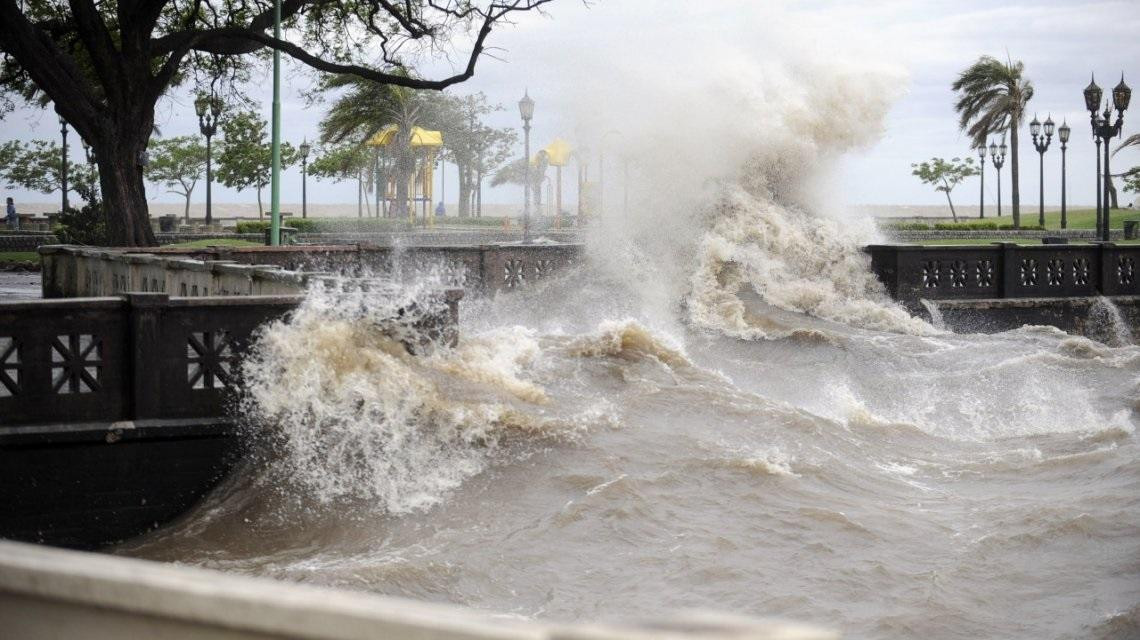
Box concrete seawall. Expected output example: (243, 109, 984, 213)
(0, 541, 837, 640)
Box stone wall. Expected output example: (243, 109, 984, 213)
(0, 234, 60, 250)
(921, 296, 1140, 343)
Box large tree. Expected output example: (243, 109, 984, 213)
(952, 56, 1033, 229)
(0, 1, 553, 246)
(0, 138, 97, 204)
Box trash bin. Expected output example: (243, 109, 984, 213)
(1124, 220, 1138, 240)
(159, 215, 179, 232)
(1041, 236, 1068, 245)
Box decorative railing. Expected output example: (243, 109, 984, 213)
(0, 295, 299, 427)
(40, 243, 581, 298)
(866, 243, 1140, 304)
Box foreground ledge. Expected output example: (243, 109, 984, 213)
(0, 540, 836, 640)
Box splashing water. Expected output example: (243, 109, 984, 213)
(119, 6, 1140, 639)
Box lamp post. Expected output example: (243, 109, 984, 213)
(1030, 114, 1053, 227)
(1058, 120, 1070, 229)
(978, 146, 986, 218)
(1085, 73, 1131, 242)
(299, 140, 311, 219)
(990, 139, 1006, 217)
(518, 91, 535, 243)
(58, 116, 69, 213)
(195, 93, 222, 226)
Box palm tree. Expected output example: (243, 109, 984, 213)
(952, 56, 1034, 228)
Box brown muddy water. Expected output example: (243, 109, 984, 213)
(118, 252, 1140, 639)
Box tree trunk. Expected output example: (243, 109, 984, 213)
(97, 133, 157, 247)
(1108, 175, 1119, 209)
(944, 190, 958, 222)
(1010, 121, 1020, 229)
(256, 185, 264, 219)
(457, 166, 473, 219)
(184, 192, 191, 221)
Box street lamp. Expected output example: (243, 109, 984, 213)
(58, 115, 69, 213)
(1030, 114, 1053, 227)
(1085, 73, 1131, 241)
(990, 139, 1006, 218)
(518, 90, 535, 243)
(978, 146, 986, 218)
(299, 140, 311, 219)
(195, 93, 223, 226)
(1058, 120, 1071, 229)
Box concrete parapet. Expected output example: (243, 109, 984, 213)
(0, 540, 837, 640)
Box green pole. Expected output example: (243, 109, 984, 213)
(268, 0, 282, 246)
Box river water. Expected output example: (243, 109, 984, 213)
(118, 43, 1139, 636)
(118, 213, 1140, 639)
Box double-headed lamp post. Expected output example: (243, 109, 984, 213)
(990, 139, 1007, 218)
(194, 94, 223, 226)
(1029, 114, 1054, 227)
(1058, 120, 1071, 229)
(1085, 74, 1131, 242)
(299, 140, 311, 219)
(59, 116, 69, 213)
(978, 146, 986, 218)
(518, 91, 535, 244)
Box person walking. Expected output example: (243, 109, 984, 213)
(5, 198, 16, 231)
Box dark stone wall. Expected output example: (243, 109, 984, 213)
(919, 296, 1140, 343)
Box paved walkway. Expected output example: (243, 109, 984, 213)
(0, 272, 41, 299)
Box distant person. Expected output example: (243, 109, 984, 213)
(5, 198, 16, 231)
(435, 201, 446, 218)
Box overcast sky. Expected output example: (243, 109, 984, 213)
(2, 0, 1138, 211)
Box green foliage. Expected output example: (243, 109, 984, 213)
(234, 220, 271, 234)
(952, 56, 1034, 148)
(308, 143, 371, 182)
(912, 157, 979, 192)
(1122, 167, 1140, 195)
(146, 136, 207, 218)
(215, 111, 298, 217)
(932, 222, 999, 230)
(880, 222, 932, 231)
(235, 217, 412, 234)
(54, 203, 107, 245)
(0, 139, 97, 203)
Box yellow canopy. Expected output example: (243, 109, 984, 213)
(367, 125, 443, 148)
(542, 138, 572, 167)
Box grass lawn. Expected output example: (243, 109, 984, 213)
(161, 238, 262, 248)
(0, 251, 39, 263)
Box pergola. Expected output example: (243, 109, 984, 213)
(368, 125, 444, 224)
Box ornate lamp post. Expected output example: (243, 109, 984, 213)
(990, 139, 1006, 217)
(299, 140, 311, 219)
(1058, 120, 1070, 229)
(195, 93, 223, 226)
(518, 91, 535, 244)
(978, 146, 986, 218)
(1085, 74, 1131, 242)
(58, 116, 69, 213)
(1030, 114, 1053, 227)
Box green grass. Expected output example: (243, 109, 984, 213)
(906, 238, 1140, 246)
(0, 251, 38, 263)
(161, 238, 261, 248)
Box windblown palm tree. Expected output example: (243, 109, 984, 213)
(953, 56, 1034, 228)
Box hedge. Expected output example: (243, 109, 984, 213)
(233, 218, 413, 234)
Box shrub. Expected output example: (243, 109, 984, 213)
(235, 220, 270, 234)
(54, 203, 107, 245)
(880, 222, 931, 231)
(997, 224, 1045, 231)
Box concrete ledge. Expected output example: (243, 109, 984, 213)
(0, 541, 836, 640)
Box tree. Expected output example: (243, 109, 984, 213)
(0, 138, 97, 203)
(307, 142, 373, 217)
(0, 1, 554, 246)
(911, 157, 979, 222)
(146, 136, 206, 221)
(952, 56, 1034, 228)
(472, 125, 517, 216)
(1123, 167, 1140, 200)
(215, 111, 297, 218)
(432, 93, 516, 217)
